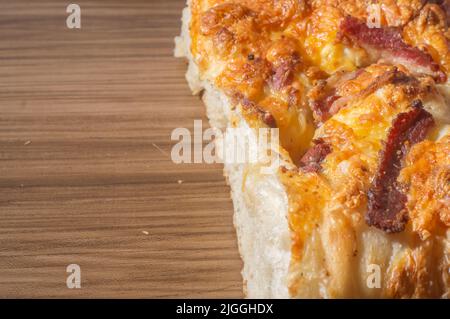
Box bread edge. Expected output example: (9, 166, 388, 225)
(174, 4, 291, 298)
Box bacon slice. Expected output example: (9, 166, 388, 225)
(309, 68, 409, 123)
(236, 93, 278, 128)
(270, 54, 301, 90)
(299, 139, 332, 173)
(366, 101, 435, 233)
(309, 88, 340, 123)
(308, 70, 364, 123)
(340, 16, 446, 82)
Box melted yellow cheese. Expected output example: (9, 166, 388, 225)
(189, 0, 450, 298)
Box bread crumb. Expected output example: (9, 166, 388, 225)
(24, 141, 31, 146)
(177, 180, 183, 184)
(142, 231, 149, 235)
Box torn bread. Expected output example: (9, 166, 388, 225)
(175, 0, 450, 298)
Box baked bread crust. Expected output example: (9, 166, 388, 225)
(176, 0, 450, 298)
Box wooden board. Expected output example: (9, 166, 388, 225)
(0, 0, 243, 298)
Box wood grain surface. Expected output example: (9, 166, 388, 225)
(0, 0, 243, 298)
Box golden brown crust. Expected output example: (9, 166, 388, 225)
(403, 3, 450, 75)
(312, 0, 425, 27)
(188, 0, 450, 298)
(399, 136, 450, 240)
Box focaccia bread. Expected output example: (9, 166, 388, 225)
(175, 0, 450, 298)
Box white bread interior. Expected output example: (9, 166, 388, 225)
(175, 6, 291, 298)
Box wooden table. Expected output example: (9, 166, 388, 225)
(0, 0, 242, 298)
